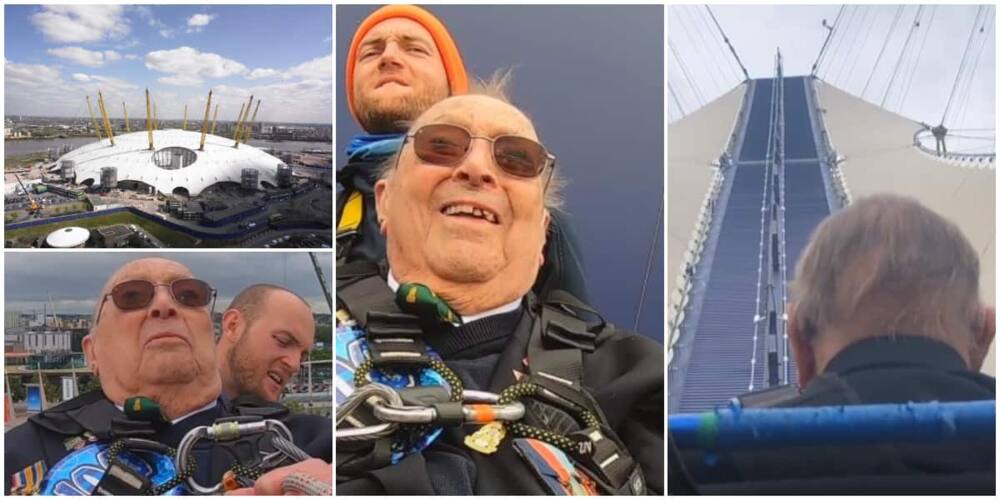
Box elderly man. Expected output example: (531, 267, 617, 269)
(217, 284, 316, 402)
(676, 195, 995, 490)
(337, 5, 590, 302)
(336, 86, 664, 495)
(5, 258, 331, 495)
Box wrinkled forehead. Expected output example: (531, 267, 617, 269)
(360, 17, 436, 50)
(411, 95, 538, 140)
(102, 258, 194, 296)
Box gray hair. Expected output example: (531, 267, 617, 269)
(792, 194, 981, 345)
(378, 69, 566, 212)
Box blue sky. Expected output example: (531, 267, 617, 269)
(5, 5, 332, 123)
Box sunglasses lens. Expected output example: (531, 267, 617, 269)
(111, 281, 155, 310)
(413, 124, 470, 165)
(495, 136, 547, 177)
(171, 279, 213, 307)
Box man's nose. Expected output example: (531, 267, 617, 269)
(378, 41, 404, 69)
(451, 140, 497, 188)
(148, 286, 178, 319)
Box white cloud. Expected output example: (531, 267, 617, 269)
(72, 73, 91, 82)
(144, 47, 247, 86)
(284, 54, 332, 81)
(186, 14, 216, 33)
(158, 74, 203, 87)
(5, 60, 62, 87)
(159, 29, 175, 39)
(124, 54, 139, 61)
(30, 5, 129, 44)
(47, 47, 121, 68)
(247, 68, 279, 80)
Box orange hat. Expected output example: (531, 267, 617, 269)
(346, 4, 469, 128)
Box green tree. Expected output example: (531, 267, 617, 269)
(7, 376, 26, 402)
(309, 349, 332, 361)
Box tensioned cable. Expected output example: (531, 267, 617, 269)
(834, 6, 872, 86)
(633, 198, 663, 332)
(706, 5, 751, 82)
(812, 5, 845, 76)
(823, 5, 859, 84)
(692, 5, 738, 86)
(862, 5, 905, 100)
(826, 5, 861, 86)
(897, 6, 937, 113)
(669, 39, 707, 107)
(941, 5, 986, 125)
(881, 6, 925, 109)
(679, 6, 728, 96)
(844, 6, 880, 90)
(953, 9, 993, 129)
(668, 82, 687, 118)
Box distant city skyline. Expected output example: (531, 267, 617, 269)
(5, 252, 333, 315)
(5, 5, 332, 124)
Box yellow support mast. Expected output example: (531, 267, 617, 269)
(232, 101, 247, 148)
(199, 90, 213, 151)
(122, 102, 131, 132)
(244, 100, 261, 143)
(97, 91, 115, 146)
(146, 89, 154, 150)
(86, 96, 103, 140)
(233, 94, 253, 148)
(182, 104, 188, 131)
(210, 104, 219, 135)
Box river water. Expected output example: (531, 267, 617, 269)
(4, 137, 331, 158)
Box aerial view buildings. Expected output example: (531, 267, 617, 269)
(4, 5, 333, 248)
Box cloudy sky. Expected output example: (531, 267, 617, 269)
(5, 252, 333, 316)
(5, 5, 332, 124)
(669, 4, 995, 152)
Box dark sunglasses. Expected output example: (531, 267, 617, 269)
(95, 278, 216, 324)
(404, 123, 556, 179)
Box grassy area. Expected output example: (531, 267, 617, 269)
(5, 203, 90, 224)
(5, 211, 198, 247)
(5, 153, 47, 168)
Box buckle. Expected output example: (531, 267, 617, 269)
(567, 426, 642, 493)
(365, 311, 430, 365)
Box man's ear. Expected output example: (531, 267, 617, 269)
(788, 304, 817, 388)
(970, 305, 996, 371)
(374, 179, 389, 235)
(82, 333, 98, 376)
(221, 309, 244, 343)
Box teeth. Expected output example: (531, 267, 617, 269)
(268, 372, 282, 384)
(442, 203, 498, 223)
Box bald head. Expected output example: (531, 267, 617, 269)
(83, 257, 220, 418)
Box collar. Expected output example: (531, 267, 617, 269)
(345, 133, 404, 159)
(387, 269, 523, 324)
(114, 399, 218, 425)
(824, 335, 970, 375)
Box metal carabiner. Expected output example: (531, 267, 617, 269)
(176, 418, 297, 495)
(371, 391, 526, 425)
(336, 382, 404, 442)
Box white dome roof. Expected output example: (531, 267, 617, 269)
(58, 130, 282, 196)
(45, 226, 90, 248)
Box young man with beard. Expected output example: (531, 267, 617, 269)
(217, 284, 316, 402)
(338, 4, 590, 302)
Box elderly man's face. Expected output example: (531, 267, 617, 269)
(83, 258, 217, 397)
(375, 95, 549, 303)
(353, 17, 450, 132)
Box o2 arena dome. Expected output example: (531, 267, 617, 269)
(56, 129, 283, 197)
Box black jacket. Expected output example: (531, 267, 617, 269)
(336, 273, 664, 494)
(679, 335, 995, 493)
(4, 390, 332, 495)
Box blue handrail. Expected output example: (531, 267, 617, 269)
(670, 400, 995, 450)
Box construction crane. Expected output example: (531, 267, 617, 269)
(14, 174, 41, 215)
(308, 252, 332, 314)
